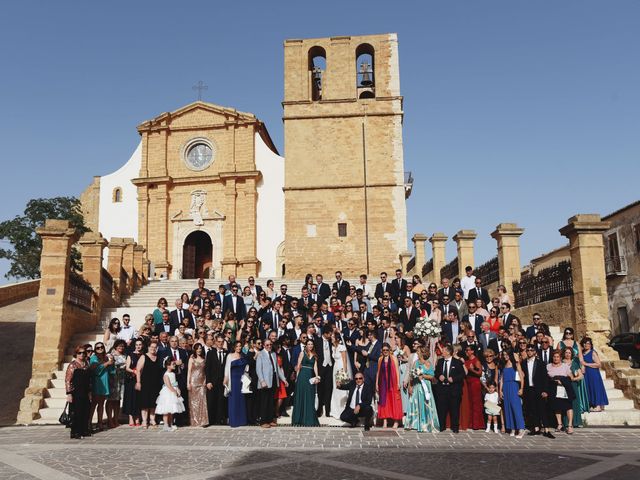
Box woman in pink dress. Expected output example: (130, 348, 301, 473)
(376, 342, 403, 429)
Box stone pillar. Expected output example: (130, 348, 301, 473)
(236, 177, 259, 277)
(411, 234, 428, 278)
(122, 238, 136, 290)
(107, 237, 126, 303)
(133, 244, 146, 284)
(453, 230, 477, 279)
(221, 179, 238, 277)
(491, 223, 525, 298)
(429, 233, 448, 286)
(399, 251, 412, 275)
(17, 220, 78, 423)
(560, 214, 612, 353)
(78, 232, 107, 295)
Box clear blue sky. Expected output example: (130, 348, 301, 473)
(1, 0, 638, 283)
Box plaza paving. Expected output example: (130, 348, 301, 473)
(0, 425, 639, 479)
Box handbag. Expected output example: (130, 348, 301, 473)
(59, 402, 72, 427)
(556, 385, 568, 399)
(241, 366, 252, 394)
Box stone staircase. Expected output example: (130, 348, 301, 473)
(32, 280, 640, 426)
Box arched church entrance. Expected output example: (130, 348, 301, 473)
(182, 231, 212, 279)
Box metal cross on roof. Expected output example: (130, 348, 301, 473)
(192, 80, 208, 101)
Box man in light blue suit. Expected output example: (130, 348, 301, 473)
(256, 339, 287, 428)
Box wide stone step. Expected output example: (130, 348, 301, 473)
(44, 397, 67, 409)
(583, 409, 640, 426)
(604, 397, 635, 410)
(50, 378, 65, 389)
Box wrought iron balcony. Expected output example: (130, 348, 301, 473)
(404, 171, 413, 199)
(605, 255, 627, 277)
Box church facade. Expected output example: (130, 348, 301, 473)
(81, 33, 410, 279)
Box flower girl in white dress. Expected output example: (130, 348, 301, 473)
(156, 358, 185, 431)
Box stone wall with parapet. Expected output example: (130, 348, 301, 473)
(0, 279, 40, 308)
(513, 296, 575, 329)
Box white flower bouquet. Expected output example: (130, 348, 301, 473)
(410, 366, 422, 380)
(335, 368, 350, 389)
(413, 317, 442, 339)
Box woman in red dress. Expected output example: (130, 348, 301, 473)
(274, 343, 288, 419)
(376, 343, 403, 429)
(487, 307, 502, 333)
(464, 345, 486, 430)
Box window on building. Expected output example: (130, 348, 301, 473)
(338, 223, 347, 237)
(308, 46, 326, 101)
(113, 187, 122, 203)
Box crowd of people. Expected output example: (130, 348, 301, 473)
(64, 267, 610, 439)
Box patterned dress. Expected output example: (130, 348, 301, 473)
(188, 358, 209, 427)
(405, 360, 440, 432)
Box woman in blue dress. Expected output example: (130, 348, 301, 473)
(405, 345, 440, 432)
(580, 337, 609, 411)
(224, 341, 248, 427)
(499, 349, 525, 438)
(89, 342, 113, 431)
(292, 339, 320, 426)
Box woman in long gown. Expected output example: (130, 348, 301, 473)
(123, 339, 144, 426)
(187, 343, 209, 427)
(225, 341, 248, 427)
(464, 345, 485, 430)
(398, 337, 417, 416)
(376, 343, 403, 429)
(580, 337, 609, 411)
(562, 347, 588, 428)
(135, 342, 163, 428)
(405, 345, 440, 432)
(330, 333, 352, 419)
(499, 349, 526, 438)
(292, 339, 320, 426)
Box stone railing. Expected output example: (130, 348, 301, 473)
(0, 279, 40, 308)
(406, 257, 416, 274)
(421, 258, 433, 278)
(67, 271, 94, 313)
(475, 256, 499, 286)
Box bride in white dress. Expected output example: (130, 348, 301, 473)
(330, 332, 353, 419)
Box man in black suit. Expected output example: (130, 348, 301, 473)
(205, 335, 228, 425)
(154, 311, 178, 336)
(391, 269, 408, 303)
(538, 338, 553, 366)
(332, 271, 350, 304)
(460, 330, 482, 360)
(501, 302, 517, 330)
(374, 271, 393, 304)
(212, 285, 226, 308)
(438, 278, 456, 303)
(400, 282, 419, 303)
(521, 344, 554, 438)
(315, 274, 331, 303)
(467, 277, 491, 306)
(314, 325, 334, 417)
(398, 296, 420, 332)
(223, 284, 247, 320)
(525, 313, 543, 339)
(274, 284, 294, 306)
(170, 299, 193, 329)
(434, 344, 465, 432)
(439, 294, 455, 318)
(160, 335, 190, 425)
(462, 302, 485, 334)
(340, 373, 374, 430)
(246, 276, 263, 298)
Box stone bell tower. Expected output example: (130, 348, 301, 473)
(282, 34, 409, 277)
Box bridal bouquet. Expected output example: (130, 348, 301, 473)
(335, 368, 350, 389)
(410, 366, 423, 380)
(413, 317, 442, 339)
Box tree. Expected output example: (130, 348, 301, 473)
(0, 197, 88, 279)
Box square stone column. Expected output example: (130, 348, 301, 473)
(221, 179, 238, 277)
(560, 214, 612, 353)
(122, 238, 137, 290)
(133, 244, 146, 284)
(453, 230, 477, 279)
(491, 223, 524, 300)
(78, 232, 107, 295)
(107, 237, 127, 303)
(429, 233, 448, 286)
(399, 251, 412, 275)
(411, 234, 428, 279)
(18, 220, 78, 423)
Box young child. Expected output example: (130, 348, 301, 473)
(155, 358, 185, 432)
(484, 381, 501, 433)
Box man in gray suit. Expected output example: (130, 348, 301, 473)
(256, 339, 287, 428)
(478, 321, 499, 353)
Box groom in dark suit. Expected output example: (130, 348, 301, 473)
(434, 344, 465, 432)
(340, 373, 374, 430)
(314, 325, 334, 417)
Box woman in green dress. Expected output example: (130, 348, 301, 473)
(292, 339, 320, 426)
(405, 344, 440, 432)
(562, 347, 589, 427)
(89, 342, 114, 430)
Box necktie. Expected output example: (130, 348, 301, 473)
(173, 350, 177, 361)
(268, 353, 277, 385)
(218, 351, 222, 364)
(444, 360, 449, 381)
(178, 310, 182, 322)
(356, 385, 361, 405)
(544, 350, 548, 363)
(477, 288, 481, 297)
